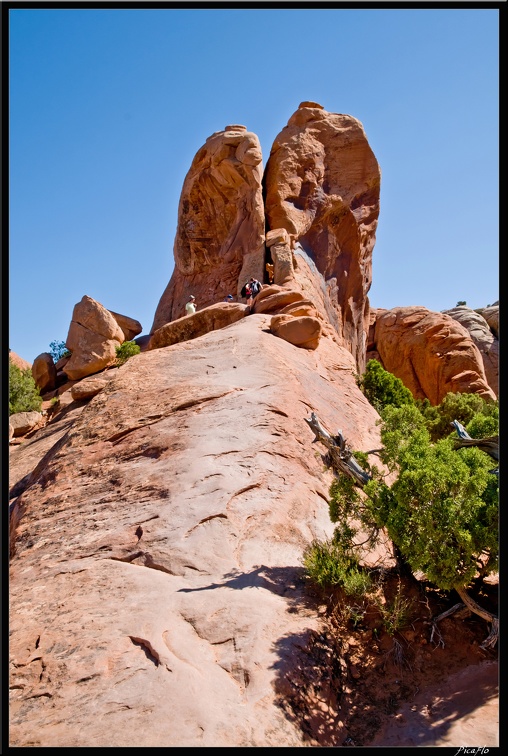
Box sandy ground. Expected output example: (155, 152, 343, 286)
(369, 660, 499, 747)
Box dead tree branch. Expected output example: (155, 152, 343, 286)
(305, 412, 371, 486)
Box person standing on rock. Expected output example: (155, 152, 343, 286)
(185, 295, 196, 315)
(241, 281, 252, 304)
(249, 277, 261, 303)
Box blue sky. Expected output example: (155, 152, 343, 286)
(9, 7, 499, 363)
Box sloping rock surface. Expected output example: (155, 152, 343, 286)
(9, 316, 383, 747)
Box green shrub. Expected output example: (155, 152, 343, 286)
(9, 361, 42, 415)
(359, 359, 414, 413)
(115, 341, 141, 365)
(302, 538, 372, 597)
(417, 391, 498, 442)
(378, 584, 414, 636)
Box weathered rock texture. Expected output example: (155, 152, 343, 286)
(9, 316, 384, 747)
(109, 311, 143, 342)
(151, 125, 265, 331)
(9, 411, 44, 437)
(442, 305, 498, 397)
(264, 102, 381, 373)
(478, 302, 499, 338)
(149, 302, 248, 350)
(368, 306, 496, 405)
(64, 295, 125, 381)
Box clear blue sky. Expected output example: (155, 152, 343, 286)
(9, 7, 499, 364)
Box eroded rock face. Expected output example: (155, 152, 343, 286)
(370, 306, 496, 405)
(64, 296, 125, 381)
(9, 315, 384, 747)
(151, 125, 265, 332)
(442, 306, 498, 397)
(264, 102, 381, 373)
(478, 303, 499, 338)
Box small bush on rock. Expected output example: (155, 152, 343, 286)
(115, 341, 141, 365)
(9, 362, 42, 415)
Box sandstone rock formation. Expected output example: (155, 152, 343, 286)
(9, 313, 386, 748)
(64, 295, 125, 381)
(8, 102, 498, 748)
(151, 125, 265, 331)
(9, 350, 32, 370)
(109, 310, 143, 342)
(264, 102, 381, 373)
(32, 352, 57, 394)
(9, 411, 44, 437)
(442, 305, 498, 397)
(270, 313, 322, 349)
(478, 302, 499, 338)
(368, 306, 496, 405)
(148, 301, 248, 350)
(70, 370, 117, 401)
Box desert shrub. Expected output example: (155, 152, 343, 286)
(363, 402, 498, 590)
(9, 361, 42, 415)
(302, 537, 372, 597)
(115, 341, 141, 365)
(358, 359, 414, 413)
(416, 391, 498, 442)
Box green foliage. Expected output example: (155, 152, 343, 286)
(9, 361, 42, 415)
(305, 385, 498, 603)
(416, 391, 498, 442)
(115, 340, 141, 365)
(358, 359, 414, 413)
(49, 339, 71, 362)
(456, 300, 467, 306)
(364, 403, 498, 590)
(302, 538, 372, 597)
(379, 583, 414, 636)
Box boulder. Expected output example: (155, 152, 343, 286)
(270, 314, 322, 349)
(372, 306, 496, 405)
(31, 352, 57, 394)
(70, 372, 116, 401)
(148, 302, 248, 350)
(64, 296, 125, 380)
(9, 411, 44, 437)
(264, 102, 381, 373)
(109, 310, 143, 342)
(151, 125, 265, 331)
(252, 289, 305, 315)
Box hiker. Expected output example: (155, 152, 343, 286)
(240, 280, 252, 303)
(185, 295, 196, 315)
(249, 277, 261, 301)
(224, 294, 234, 302)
